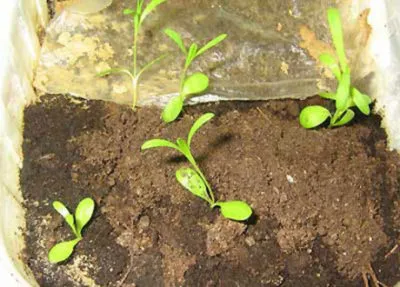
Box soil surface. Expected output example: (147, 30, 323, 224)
(22, 95, 400, 287)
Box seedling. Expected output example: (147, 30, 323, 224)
(98, 0, 167, 110)
(161, 29, 227, 123)
(141, 113, 252, 221)
(299, 8, 372, 129)
(48, 198, 95, 263)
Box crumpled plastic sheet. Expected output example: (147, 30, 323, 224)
(34, 0, 375, 107)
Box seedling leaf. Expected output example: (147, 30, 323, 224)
(48, 238, 80, 264)
(140, 0, 167, 24)
(162, 96, 184, 123)
(187, 113, 214, 147)
(123, 8, 135, 15)
(185, 43, 198, 68)
(182, 73, 209, 97)
(299, 106, 331, 129)
(164, 28, 187, 54)
(75, 198, 95, 237)
(332, 109, 355, 127)
(217, 201, 252, 221)
(53, 202, 77, 238)
(53, 201, 71, 218)
(352, 88, 372, 104)
(327, 8, 347, 71)
(196, 34, 227, 57)
(352, 88, 371, 115)
(335, 70, 351, 110)
(319, 92, 336, 100)
(176, 167, 209, 201)
(176, 138, 190, 156)
(137, 54, 168, 78)
(141, 139, 179, 151)
(319, 53, 341, 80)
(346, 97, 355, 109)
(136, 0, 144, 12)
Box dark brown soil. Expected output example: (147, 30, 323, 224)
(22, 95, 400, 287)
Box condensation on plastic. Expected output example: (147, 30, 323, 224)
(0, 0, 47, 286)
(34, 0, 374, 108)
(66, 0, 112, 15)
(368, 0, 400, 150)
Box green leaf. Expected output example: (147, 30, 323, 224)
(141, 139, 179, 151)
(216, 201, 252, 221)
(182, 73, 209, 97)
(123, 8, 135, 15)
(346, 96, 355, 108)
(299, 106, 331, 129)
(196, 34, 227, 58)
(53, 201, 71, 218)
(176, 138, 191, 156)
(140, 0, 166, 24)
(161, 96, 184, 123)
(319, 53, 341, 80)
(53, 201, 77, 235)
(331, 109, 355, 127)
(176, 167, 210, 202)
(187, 113, 215, 147)
(352, 88, 371, 115)
(164, 28, 187, 54)
(185, 43, 198, 69)
(327, 8, 348, 71)
(335, 70, 351, 110)
(319, 92, 336, 100)
(48, 238, 81, 264)
(137, 54, 168, 79)
(136, 0, 144, 12)
(352, 88, 372, 104)
(75, 198, 95, 237)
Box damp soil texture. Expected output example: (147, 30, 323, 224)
(22, 95, 400, 287)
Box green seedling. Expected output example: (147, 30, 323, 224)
(98, 0, 167, 110)
(141, 113, 252, 221)
(299, 8, 372, 129)
(161, 29, 227, 123)
(48, 198, 95, 263)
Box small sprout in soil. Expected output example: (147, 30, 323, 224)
(141, 113, 252, 221)
(161, 29, 227, 123)
(98, 0, 167, 110)
(299, 8, 372, 129)
(48, 198, 95, 263)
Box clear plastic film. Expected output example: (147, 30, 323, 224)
(34, 0, 375, 107)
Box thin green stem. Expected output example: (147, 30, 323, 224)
(329, 109, 344, 127)
(132, 77, 139, 110)
(178, 65, 189, 100)
(132, 55, 167, 110)
(71, 226, 79, 239)
(133, 30, 139, 78)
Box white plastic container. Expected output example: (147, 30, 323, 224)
(0, 0, 47, 286)
(0, 0, 398, 286)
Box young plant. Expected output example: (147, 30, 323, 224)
(98, 0, 167, 110)
(299, 8, 372, 129)
(141, 113, 252, 221)
(48, 198, 95, 263)
(161, 29, 227, 123)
